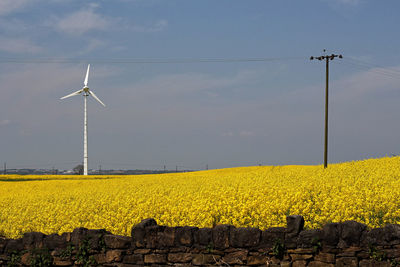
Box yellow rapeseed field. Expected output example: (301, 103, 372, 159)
(1, 156, 400, 239)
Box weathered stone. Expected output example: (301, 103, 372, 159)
(53, 257, 73, 266)
(157, 227, 175, 248)
(0, 237, 7, 253)
(359, 259, 391, 267)
(221, 249, 248, 264)
(292, 260, 307, 267)
(104, 235, 131, 249)
(144, 253, 167, 264)
(5, 238, 24, 252)
(297, 229, 322, 248)
(287, 248, 314, 254)
(212, 224, 232, 249)
(44, 234, 66, 250)
(175, 226, 198, 246)
(247, 254, 269, 265)
(131, 218, 157, 248)
(322, 223, 340, 247)
(169, 247, 187, 253)
(336, 257, 358, 267)
(280, 261, 292, 267)
(314, 252, 335, 263)
(286, 215, 304, 236)
(192, 254, 221, 265)
(93, 253, 107, 264)
(308, 261, 334, 267)
(290, 254, 313, 261)
(337, 246, 361, 257)
(260, 227, 285, 248)
(385, 248, 400, 258)
(145, 225, 164, 248)
(168, 253, 192, 263)
(123, 254, 144, 264)
(338, 221, 367, 248)
(133, 248, 151, 254)
(106, 250, 123, 262)
(363, 226, 394, 246)
(70, 227, 90, 246)
(198, 228, 212, 245)
(385, 224, 400, 245)
(229, 227, 261, 247)
(20, 252, 30, 265)
(22, 232, 45, 249)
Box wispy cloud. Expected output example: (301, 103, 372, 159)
(131, 19, 168, 33)
(0, 119, 11, 126)
(0, 37, 41, 53)
(52, 4, 111, 35)
(0, 0, 30, 16)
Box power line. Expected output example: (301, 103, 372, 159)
(0, 56, 305, 64)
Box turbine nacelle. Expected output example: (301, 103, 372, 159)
(60, 64, 106, 107)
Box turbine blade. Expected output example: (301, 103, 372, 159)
(89, 90, 106, 107)
(84, 64, 90, 87)
(60, 89, 83, 100)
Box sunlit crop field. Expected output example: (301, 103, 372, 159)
(1, 156, 400, 239)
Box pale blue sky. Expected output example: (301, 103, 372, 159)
(1, 0, 400, 170)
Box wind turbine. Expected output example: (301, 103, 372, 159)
(60, 64, 105, 175)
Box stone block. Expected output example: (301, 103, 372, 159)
(198, 228, 212, 245)
(297, 229, 322, 248)
(44, 234, 66, 250)
(168, 253, 192, 263)
(322, 223, 340, 247)
(336, 257, 358, 267)
(5, 239, 24, 252)
(292, 260, 307, 267)
(290, 254, 313, 261)
(106, 250, 123, 262)
(260, 227, 285, 248)
(131, 218, 157, 248)
(221, 249, 248, 265)
(70, 227, 89, 246)
(308, 261, 334, 267)
(212, 224, 232, 249)
(247, 254, 269, 265)
(104, 235, 131, 249)
(144, 253, 167, 264)
(22, 232, 45, 249)
(93, 253, 107, 264)
(192, 254, 221, 265)
(175, 226, 198, 246)
(157, 227, 175, 248)
(229, 227, 261, 247)
(338, 221, 367, 248)
(314, 252, 335, 263)
(123, 254, 144, 264)
(359, 259, 391, 267)
(286, 215, 304, 236)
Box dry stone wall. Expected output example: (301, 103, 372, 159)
(1, 215, 400, 266)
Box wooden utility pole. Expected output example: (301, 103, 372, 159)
(310, 51, 342, 168)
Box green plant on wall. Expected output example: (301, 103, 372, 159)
(29, 248, 52, 267)
(76, 237, 97, 267)
(271, 239, 285, 259)
(7, 250, 22, 267)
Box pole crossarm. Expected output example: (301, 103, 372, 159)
(310, 51, 343, 169)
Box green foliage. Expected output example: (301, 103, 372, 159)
(368, 244, 386, 262)
(76, 238, 97, 267)
(7, 251, 22, 267)
(271, 239, 285, 259)
(29, 248, 52, 267)
(60, 243, 74, 260)
(311, 237, 322, 254)
(98, 233, 107, 253)
(206, 242, 214, 253)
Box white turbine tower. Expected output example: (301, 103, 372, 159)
(60, 64, 105, 175)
